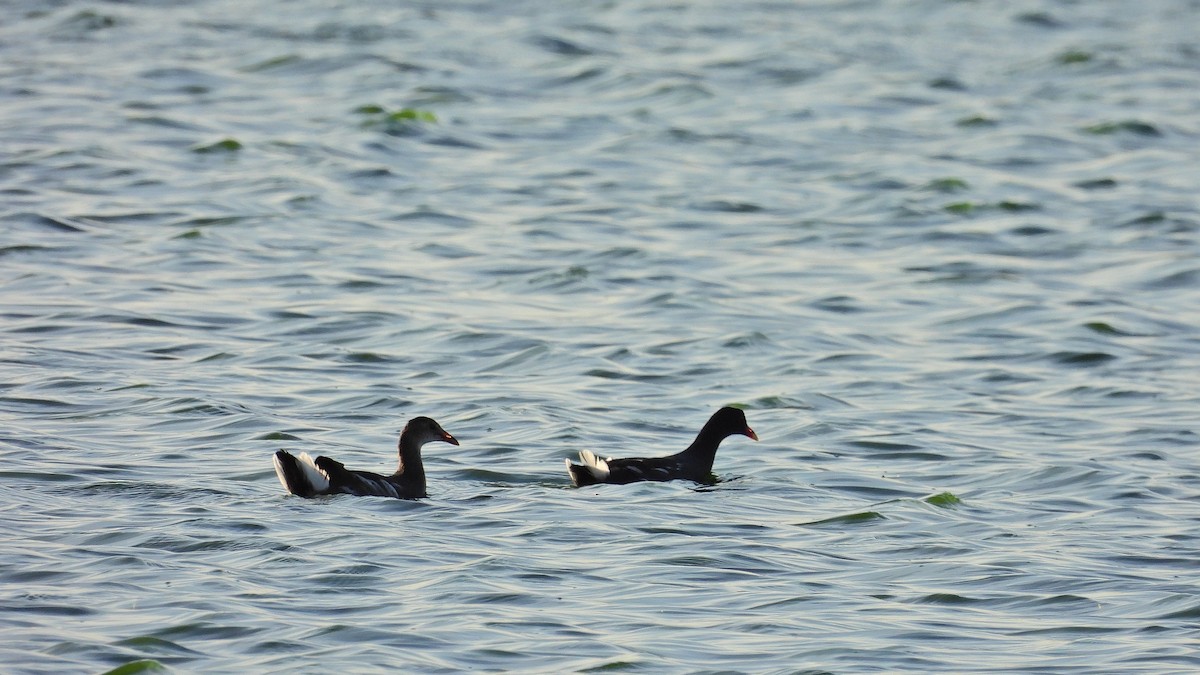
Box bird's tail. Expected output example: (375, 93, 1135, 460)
(273, 450, 330, 497)
(564, 450, 609, 487)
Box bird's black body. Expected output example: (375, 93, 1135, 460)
(273, 416, 458, 499)
(565, 407, 757, 487)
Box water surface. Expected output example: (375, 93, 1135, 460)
(2, 1, 1199, 672)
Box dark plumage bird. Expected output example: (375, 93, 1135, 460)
(565, 406, 757, 487)
(273, 416, 459, 499)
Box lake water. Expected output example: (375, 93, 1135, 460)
(3, 0, 1199, 672)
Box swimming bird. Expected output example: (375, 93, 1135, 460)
(273, 416, 459, 499)
(565, 406, 757, 487)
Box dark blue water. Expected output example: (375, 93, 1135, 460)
(3, 1, 1199, 672)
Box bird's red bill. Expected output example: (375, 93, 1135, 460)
(745, 426, 758, 441)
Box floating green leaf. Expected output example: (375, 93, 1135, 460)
(1082, 120, 1161, 136)
(944, 200, 1038, 215)
(1083, 322, 1135, 337)
(925, 178, 969, 193)
(923, 491, 962, 507)
(997, 200, 1039, 212)
(1057, 49, 1092, 65)
(1016, 12, 1062, 27)
(1, 245, 46, 256)
(101, 660, 167, 675)
(956, 115, 997, 128)
(801, 511, 886, 526)
(1056, 351, 1116, 366)
(355, 105, 439, 133)
(387, 108, 437, 123)
(1126, 211, 1166, 225)
(192, 138, 242, 153)
(918, 592, 976, 604)
(1073, 178, 1117, 190)
(581, 661, 639, 672)
(928, 77, 966, 91)
(242, 54, 300, 72)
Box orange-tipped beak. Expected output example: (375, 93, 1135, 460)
(443, 433, 460, 446)
(745, 426, 758, 441)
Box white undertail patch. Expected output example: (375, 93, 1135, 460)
(274, 451, 331, 493)
(578, 450, 610, 478)
(296, 452, 331, 492)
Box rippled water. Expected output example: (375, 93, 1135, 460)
(3, 1, 1200, 672)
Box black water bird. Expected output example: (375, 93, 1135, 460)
(565, 406, 757, 487)
(273, 416, 459, 499)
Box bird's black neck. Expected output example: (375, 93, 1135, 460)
(681, 421, 728, 466)
(395, 438, 427, 488)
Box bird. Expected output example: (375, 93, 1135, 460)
(565, 406, 757, 487)
(273, 416, 459, 499)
